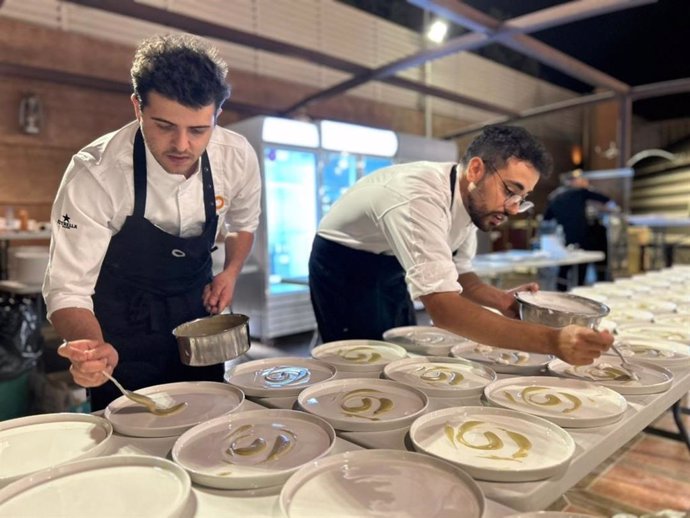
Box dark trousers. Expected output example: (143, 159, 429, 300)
(308, 236, 416, 343)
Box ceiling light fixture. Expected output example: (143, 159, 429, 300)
(426, 19, 448, 44)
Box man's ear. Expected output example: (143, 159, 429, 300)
(466, 157, 485, 184)
(131, 94, 142, 120)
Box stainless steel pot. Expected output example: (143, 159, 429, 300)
(173, 313, 250, 366)
(516, 291, 610, 328)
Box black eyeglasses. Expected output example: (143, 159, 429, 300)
(487, 163, 534, 213)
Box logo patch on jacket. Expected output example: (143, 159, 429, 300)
(57, 213, 78, 230)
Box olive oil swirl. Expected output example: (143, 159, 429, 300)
(444, 420, 532, 462)
(340, 388, 394, 421)
(415, 364, 465, 385)
(220, 423, 296, 474)
(337, 347, 382, 363)
(504, 386, 582, 414)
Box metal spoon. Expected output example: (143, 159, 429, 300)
(610, 343, 640, 382)
(102, 371, 187, 416)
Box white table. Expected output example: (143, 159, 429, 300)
(0, 230, 51, 280)
(102, 399, 517, 518)
(472, 249, 604, 289)
(472, 249, 604, 274)
(626, 215, 690, 269)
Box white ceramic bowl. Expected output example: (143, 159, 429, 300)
(297, 378, 428, 432)
(224, 357, 336, 397)
(383, 356, 495, 399)
(311, 339, 407, 378)
(410, 406, 575, 482)
(172, 409, 336, 490)
(0, 413, 112, 488)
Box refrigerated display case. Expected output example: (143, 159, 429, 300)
(226, 116, 456, 343)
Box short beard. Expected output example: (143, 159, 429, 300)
(466, 190, 490, 231)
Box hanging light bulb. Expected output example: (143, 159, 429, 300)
(427, 19, 448, 44)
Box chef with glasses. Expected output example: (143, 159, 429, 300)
(308, 124, 612, 365)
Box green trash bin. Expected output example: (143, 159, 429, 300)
(0, 366, 32, 421)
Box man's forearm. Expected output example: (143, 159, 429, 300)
(50, 307, 104, 342)
(420, 291, 559, 355)
(223, 231, 254, 275)
(457, 272, 511, 310)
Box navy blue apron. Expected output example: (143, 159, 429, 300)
(90, 129, 223, 410)
(308, 165, 457, 343)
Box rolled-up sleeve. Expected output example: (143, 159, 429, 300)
(375, 191, 462, 300)
(220, 138, 262, 237)
(452, 230, 477, 275)
(43, 157, 114, 319)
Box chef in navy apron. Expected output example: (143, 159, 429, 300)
(88, 130, 223, 410)
(46, 34, 262, 411)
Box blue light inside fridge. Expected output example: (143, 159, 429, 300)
(320, 152, 358, 218)
(360, 155, 393, 176)
(319, 153, 393, 219)
(264, 147, 317, 293)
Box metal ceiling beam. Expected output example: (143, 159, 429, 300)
(60, 0, 514, 118)
(630, 77, 690, 100)
(412, 0, 654, 94)
(282, 0, 644, 115)
(442, 90, 619, 139)
(440, 77, 690, 140)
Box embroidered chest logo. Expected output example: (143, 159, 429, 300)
(57, 213, 78, 230)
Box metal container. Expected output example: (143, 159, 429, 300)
(173, 313, 250, 366)
(516, 291, 609, 328)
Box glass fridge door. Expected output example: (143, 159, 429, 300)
(264, 147, 317, 294)
(319, 151, 358, 219)
(358, 155, 393, 177)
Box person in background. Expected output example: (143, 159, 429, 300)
(544, 169, 617, 290)
(309, 125, 612, 365)
(45, 33, 262, 410)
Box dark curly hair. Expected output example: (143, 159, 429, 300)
(462, 125, 553, 178)
(131, 33, 231, 110)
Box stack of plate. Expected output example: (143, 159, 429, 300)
(104, 381, 244, 437)
(172, 409, 336, 490)
(451, 342, 553, 375)
(608, 337, 690, 368)
(409, 406, 576, 482)
(606, 299, 677, 316)
(383, 356, 495, 408)
(483, 376, 628, 428)
(382, 325, 469, 356)
(0, 455, 191, 518)
(616, 323, 690, 345)
(280, 449, 484, 518)
(0, 413, 112, 488)
(655, 313, 690, 326)
(311, 340, 407, 378)
(225, 357, 336, 408)
(297, 378, 428, 432)
(547, 358, 673, 395)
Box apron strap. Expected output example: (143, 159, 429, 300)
(200, 151, 216, 225)
(449, 164, 457, 209)
(133, 129, 147, 218)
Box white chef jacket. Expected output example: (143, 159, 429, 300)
(43, 120, 262, 319)
(317, 161, 477, 300)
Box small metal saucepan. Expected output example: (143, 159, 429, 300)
(173, 313, 251, 366)
(516, 290, 610, 329)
